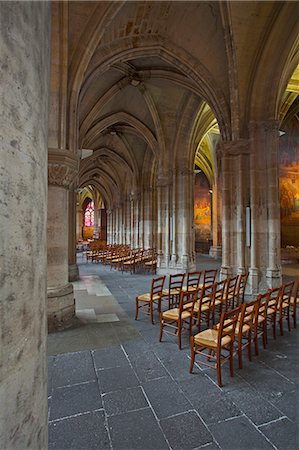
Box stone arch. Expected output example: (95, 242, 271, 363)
(82, 36, 231, 141)
(67, 1, 124, 152)
(246, 3, 299, 122)
(82, 111, 158, 157)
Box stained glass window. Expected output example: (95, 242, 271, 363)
(84, 201, 94, 227)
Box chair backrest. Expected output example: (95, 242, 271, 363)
(256, 292, 269, 319)
(202, 269, 218, 286)
(267, 286, 282, 311)
(217, 306, 241, 348)
(212, 279, 227, 306)
(280, 281, 295, 307)
(224, 275, 239, 300)
(235, 272, 249, 304)
(237, 299, 258, 333)
(178, 288, 199, 314)
(169, 273, 185, 291)
(197, 285, 214, 312)
(186, 271, 201, 289)
(151, 276, 166, 298)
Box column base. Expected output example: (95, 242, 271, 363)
(220, 266, 232, 278)
(266, 268, 282, 289)
(248, 268, 259, 294)
(69, 263, 79, 282)
(47, 283, 76, 333)
(209, 245, 222, 258)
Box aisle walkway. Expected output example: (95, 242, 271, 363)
(48, 256, 298, 450)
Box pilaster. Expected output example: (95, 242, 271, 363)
(47, 149, 78, 331)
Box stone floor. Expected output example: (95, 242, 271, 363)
(48, 254, 298, 450)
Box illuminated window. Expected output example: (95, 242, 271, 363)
(84, 201, 94, 226)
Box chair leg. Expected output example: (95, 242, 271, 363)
(178, 325, 182, 350)
(248, 331, 252, 362)
(189, 337, 195, 373)
(150, 302, 154, 325)
(159, 316, 163, 342)
(229, 343, 234, 377)
(287, 309, 291, 332)
(279, 313, 284, 336)
(216, 351, 223, 387)
(135, 298, 139, 320)
(272, 316, 276, 339)
(238, 337, 243, 369)
(254, 328, 259, 356)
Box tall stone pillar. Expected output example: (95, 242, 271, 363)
(0, 2, 50, 448)
(142, 187, 154, 249)
(47, 151, 77, 331)
(106, 209, 112, 244)
(209, 180, 222, 258)
(249, 120, 281, 291)
(174, 165, 196, 271)
(93, 203, 99, 239)
(157, 174, 170, 270)
(220, 151, 233, 277)
(76, 207, 83, 242)
(69, 188, 79, 281)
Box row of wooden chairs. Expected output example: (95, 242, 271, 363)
(86, 243, 157, 274)
(189, 280, 298, 386)
(159, 274, 249, 350)
(135, 273, 298, 386)
(135, 270, 248, 326)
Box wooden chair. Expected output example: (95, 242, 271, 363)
(290, 281, 299, 328)
(254, 292, 268, 355)
(159, 289, 198, 349)
(210, 279, 227, 325)
(199, 269, 218, 288)
(182, 271, 202, 294)
(266, 286, 283, 340)
(161, 273, 185, 309)
(235, 299, 258, 369)
(278, 281, 295, 335)
(144, 249, 157, 274)
(189, 306, 241, 387)
(224, 275, 239, 310)
(192, 284, 214, 333)
(234, 272, 249, 306)
(135, 276, 166, 324)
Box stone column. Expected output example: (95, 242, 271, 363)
(174, 166, 196, 271)
(69, 188, 79, 281)
(106, 209, 112, 244)
(209, 180, 222, 258)
(220, 151, 233, 277)
(142, 187, 154, 249)
(235, 153, 247, 274)
(93, 205, 99, 239)
(156, 174, 170, 270)
(0, 2, 50, 448)
(47, 150, 77, 331)
(249, 120, 281, 291)
(76, 207, 83, 242)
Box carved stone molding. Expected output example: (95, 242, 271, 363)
(248, 119, 279, 135)
(48, 148, 78, 188)
(220, 139, 250, 156)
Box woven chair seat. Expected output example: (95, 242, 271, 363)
(161, 308, 191, 320)
(194, 328, 232, 348)
(137, 293, 161, 302)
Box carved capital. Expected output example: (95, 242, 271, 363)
(220, 139, 250, 156)
(48, 149, 79, 188)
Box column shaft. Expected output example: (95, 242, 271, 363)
(0, 2, 50, 447)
